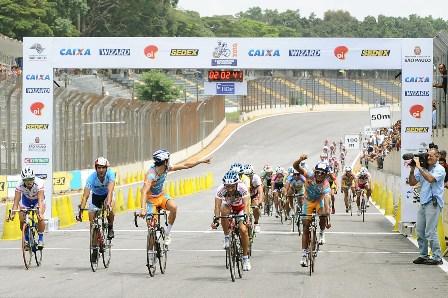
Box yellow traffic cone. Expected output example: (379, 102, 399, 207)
(393, 197, 401, 232)
(114, 189, 125, 213)
(169, 181, 175, 199)
(65, 196, 76, 226)
(57, 197, 69, 228)
(1, 202, 21, 240)
(135, 186, 142, 209)
(127, 187, 135, 210)
(437, 214, 446, 253)
(385, 190, 394, 216)
(52, 198, 59, 218)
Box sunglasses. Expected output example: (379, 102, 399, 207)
(23, 178, 35, 183)
(315, 170, 326, 176)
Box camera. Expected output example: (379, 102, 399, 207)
(402, 152, 429, 169)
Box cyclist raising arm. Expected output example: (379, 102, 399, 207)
(140, 149, 211, 245)
(211, 171, 252, 271)
(11, 167, 46, 249)
(293, 155, 331, 267)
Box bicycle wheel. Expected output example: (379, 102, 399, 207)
(308, 229, 315, 276)
(349, 191, 353, 216)
(158, 228, 167, 274)
(297, 211, 302, 236)
(228, 237, 236, 282)
(235, 234, 243, 278)
(90, 227, 100, 272)
(32, 227, 42, 266)
(22, 223, 33, 269)
(102, 225, 111, 268)
(361, 197, 366, 222)
(147, 231, 157, 276)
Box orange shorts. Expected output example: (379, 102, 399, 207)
(146, 193, 171, 214)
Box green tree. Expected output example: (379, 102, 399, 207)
(135, 71, 181, 102)
(0, 0, 54, 39)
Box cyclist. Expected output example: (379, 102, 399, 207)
(319, 153, 328, 163)
(11, 167, 45, 249)
(211, 171, 251, 271)
(340, 151, 346, 168)
(79, 157, 116, 241)
(355, 167, 372, 215)
(329, 143, 336, 156)
(260, 165, 274, 213)
(328, 167, 338, 214)
(230, 162, 250, 189)
(243, 164, 263, 232)
(271, 166, 286, 218)
(140, 149, 211, 245)
(322, 146, 330, 158)
(293, 156, 331, 267)
(339, 139, 344, 152)
(285, 165, 306, 217)
(341, 166, 356, 213)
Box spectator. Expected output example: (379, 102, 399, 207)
(433, 63, 447, 95)
(432, 101, 437, 129)
(409, 148, 446, 265)
(438, 156, 448, 189)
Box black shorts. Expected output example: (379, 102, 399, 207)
(274, 182, 284, 191)
(92, 193, 107, 209)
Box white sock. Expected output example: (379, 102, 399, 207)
(166, 224, 173, 235)
(243, 255, 249, 260)
(302, 249, 308, 256)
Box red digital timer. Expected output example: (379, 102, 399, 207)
(207, 70, 244, 82)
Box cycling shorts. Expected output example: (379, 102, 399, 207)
(273, 182, 284, 192)
(20, 195, 42, 209)
(146, 193, 171, 215)
(88, 192, 114, 211)
(301, 199, 324, 216)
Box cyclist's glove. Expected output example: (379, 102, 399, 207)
(212, 216, 220, 228)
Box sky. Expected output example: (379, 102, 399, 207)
(177, 0, 448, 20)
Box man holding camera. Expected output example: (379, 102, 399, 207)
(408, 148, 446, 265)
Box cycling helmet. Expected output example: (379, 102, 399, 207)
(230, 163, 244, 174)
(21, 167, 35, 180)
(287, 166, 294, 174)
(330, 144, 335, 149)
(275, 166, 284, 174)
(223, 171, 239, 185)
(153, 149, 170, 163)
(94, 156, 110, 167)
(243, 164, 254, 175)
(263, 164, 272, 172)
(323, 146, 329, 152)
(360, 168, 368, 175)
(315, 162, 330, 174)
(344, 166, 352, 172)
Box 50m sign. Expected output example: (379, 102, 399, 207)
(370, 106, 391, 128)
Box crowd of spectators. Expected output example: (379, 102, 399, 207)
(0, 64, 22, 81)
(360, 120, 401, 170)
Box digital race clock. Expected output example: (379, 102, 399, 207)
(207, 70, 244, 82)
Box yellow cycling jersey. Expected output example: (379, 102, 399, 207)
(241, 174, 251, 189)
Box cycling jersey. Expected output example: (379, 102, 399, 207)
(241, 174, 251, 189)
(216, 182, 249, 213)
(341, 173, 356, 188)
(249, 174, 262, 198)
(85, 169, 116, 196)
(260, 171, 273, 187)
(16, 178, 45, 207)
(304, 170, 330, 201)
(286, 174, 306, 195)
(356, 173, 371, 185)
(146, 165, 172, 197)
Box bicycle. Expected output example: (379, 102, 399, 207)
(357, 189, 367, 222)
(8, 208, 43, 269)
(304, 211, 320, 276)
(77, 205, 112, 272)
(290, 193, 303, 235)
(248, 205, 260, 256)
(216, 214, 246, 282)
(134, 210, 168, 277)
(263, 185, 273, 216)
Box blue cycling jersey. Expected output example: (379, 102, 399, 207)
(85, 169, 116, 196)
(146, 165, 172, 196)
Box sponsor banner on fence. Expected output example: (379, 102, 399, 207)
(400, 38, 433, 222)
(203, 81, 247, 95)
(0, 176, 7, 199)
(53, 171, 71, 193)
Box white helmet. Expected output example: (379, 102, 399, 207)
(94, 156, 110, 167)
(21, 167, 35, 180)
(153, 149, 170, 163)
(275, 166, 283, 174)
(360, 167, 368, 175)
(263, 164, 273, 173)
(323, 146, 329, 152)
(243, 164, 254, 175)
(344, 166, 352, 172)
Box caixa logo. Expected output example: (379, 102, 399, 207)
(60, 48, 91, 56)
(26, 74, 50, 80)
(404, 76, 430, 83)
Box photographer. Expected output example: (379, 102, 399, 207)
(408, 149, 446, 265)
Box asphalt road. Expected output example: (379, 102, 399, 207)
(1, 111, 447, 298)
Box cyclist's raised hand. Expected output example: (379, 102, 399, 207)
(200, 157, 212, 164)
(299, 154, 308, 161)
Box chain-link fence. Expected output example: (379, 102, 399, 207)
(433, 31, 448, 136)
(0, 78, 224, 174)
(241, 77, 401, 113)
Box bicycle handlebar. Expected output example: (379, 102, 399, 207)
(133, 210, 168, 228)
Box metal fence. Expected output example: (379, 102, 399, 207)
(0, 78, 224, 174)
(433, 31, 448, 136)
(241, 77, 401, 113)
